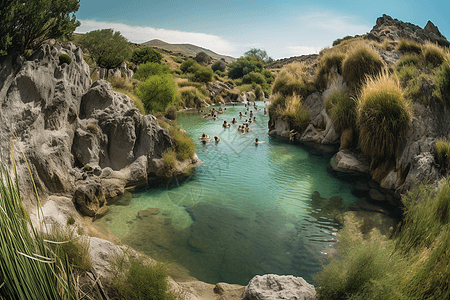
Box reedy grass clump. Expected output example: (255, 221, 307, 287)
(433, 57, 450, 104)
(315, 50, 346, 89)
(324, 89, 357, 132)
(342, 42, 384, 92)
(422, 42, 445, 68)
(168, 127, 195, 161)
(316, 177, 450, 300)
(357, 70, 413, 162)
(272, 62, 315, 98)
(396, 38, 422, 54)
(397, 54, 421, 68)
(435, 137, 450, 167)
(269, 93, 310, 133)
(0, 163, 75, 300)
(111, 254, 179, 300)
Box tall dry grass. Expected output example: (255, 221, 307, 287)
(272, 62, 315, 98)
(357, 70, 413, 161)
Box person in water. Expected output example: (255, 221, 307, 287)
(213, 136, 220, 142)
(255, 138, 265, 145)
(231, 118, 237, 124)
(250, 111, 253, 118)
(198, 133, 210, 140)
(223, 120, 230, 128)
(253, 116, 256, 122)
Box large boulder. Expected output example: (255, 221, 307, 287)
(242, 274, 317, 300)
(330, 150, 370, 175)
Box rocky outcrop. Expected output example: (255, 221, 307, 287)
(207, 81, 244, 103)
(242, 274, 317, 300)
(367, 14, 450, 47)
(0, 41, 197, 216)
(91, 62, 134, 80)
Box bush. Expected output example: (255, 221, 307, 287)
(316, 178, 450, 299)
(136, 75, 178, 113)
(396, 38, 422, 54)
(315, 51, 346, 89)
(269, 94, 310, 133)
(162, 149, 177, 173)
(242, 71, 266, 85)
(169, 127, 196, 160)
(436, 137, 450, 167)
(165, 106, 177, 120)
(112, 255, 179, 300)
(357, 70, 413, 162)
(272, 62, 315, 98)
(130, 47, 162, 65)
(422, 42, 445, 68)
(180, 58, 201, 74)
(193, 66, 213, 83)
(211, 60, 226, 72)
(434, 58, 450, 104)
(227, 56, 265, 79)
(325, 89, 356, 132)
(86, 123, 98, 134)
(58, 53, 72, 65)
(80, 29, 131, 69)
(133, 62, 170, 81)
(193, 51, 211, 64)
(342, 43, 384, 91)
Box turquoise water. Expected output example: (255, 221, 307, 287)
(96, 101, 360, 285)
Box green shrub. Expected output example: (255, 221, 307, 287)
(169, 127, 195, 160)
(112, 255, 179, 300)
(357, 71, 413, 162)
(325, 89, 357, 132)
(136, 75, 178, 113)
(193, 51, 211, 64)
(342, 43, 384, 91)
(108, 76, 134, 92)
(435, 137, 450, 167)
(422, 42, 445, 68)
(171, 56, 183, 63)
(130, 47, 162, 65)
(193, 66, 213, 83)
(165, 106, 177, 120)
(227, 56, 265, 79)
(315, 51, 346, 89)
(133, 62, 170, 81)
(180, 58, 201, 74)
(396, 64, 431, 104)
(177, 81, 202, 88)
(58, 53, 71, 65)
(396, 38, 422, 54)
(272, 62, 315, 98)
(243, 71, 267, 85)
(434, 58, 450, 104)
(162, 149, 177, 173)
(67, 217, 75, 225)
(211, 60, 226, 72)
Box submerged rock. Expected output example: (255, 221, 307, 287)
(242, 274, 317, 300)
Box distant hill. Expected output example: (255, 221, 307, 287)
(142, 39, 236, 63)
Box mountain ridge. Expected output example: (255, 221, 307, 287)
(142, 39, 236, 63)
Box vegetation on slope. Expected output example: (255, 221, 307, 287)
(315, 177, 450, 300)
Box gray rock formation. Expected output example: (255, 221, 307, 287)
(0, 41, 197, 216)
(242, 274, 317, 300)
(330, 150, 370, 175)
(207, 81, 243, 103)
(92, 62, 134, 80)
(367, 14, 449, 47)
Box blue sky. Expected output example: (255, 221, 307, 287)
(75, 0, 450, 59)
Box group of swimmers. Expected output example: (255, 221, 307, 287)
(199, 101, 266, 145)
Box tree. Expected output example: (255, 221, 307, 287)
(244, 48, 272, 62)
(227, 56, 264, 79)
(80, 29, 131, 69)
(133, 62, 170, 81)
(130, 47, 162, 65)
(193, 51, 211, 64)
(136, 74, 177, 113)
(0, 0, 81, 56)
(211, 60, 226, 72)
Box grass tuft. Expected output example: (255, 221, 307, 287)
(435, 137, 450, 168)
(396, 39, 422, 54)
(433, 57, 450, 104)
(315, 50, 346, 89)
(325, 89, 357, 132)
(269, 93, 310, 133)
(357, 70, 413, 162)
(342, 42, 384, 91)
(272, 62, 315, 98)
(422, 42, 445, 68)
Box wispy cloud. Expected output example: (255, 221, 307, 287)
(76, 20, 236, 56)
(297, 11, 371, 36)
